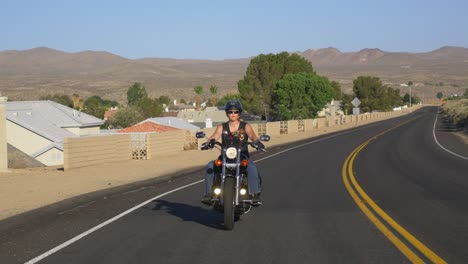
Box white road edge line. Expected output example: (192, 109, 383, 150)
(25, 181, 204, 264)
(432, 108, 468, 161)
(25, 120, 389, 263)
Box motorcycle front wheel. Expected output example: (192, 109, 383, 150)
(223, 177, 235, 230)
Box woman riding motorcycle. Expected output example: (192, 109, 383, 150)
(201, 100, 264, 206)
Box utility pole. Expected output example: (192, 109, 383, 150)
(409, 86, 412, 108)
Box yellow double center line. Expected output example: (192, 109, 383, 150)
(342, 118, 447, 264)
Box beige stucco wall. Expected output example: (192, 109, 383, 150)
(6, 120, 53, 155)
(303, 119, 315, 131)
(316, 118, 327, 128)
(147, 130, 186, 158)
(0, 105, 7, 171)
(64, 134, 131, 170)
(287, 120, 299, 134)
(58, 106, 420, 170)
(266, 122, 281, 136)
(202, 127, 217, 140)
(36, 147, 63, 166)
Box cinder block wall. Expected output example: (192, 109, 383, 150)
(327, 117, 337, 127)
(304, 119, 316, 131)
(64, 134, 131, 170)
(316, 118, 327, 128)
(266, 122, 281, 135)
(147, 130, 186, 158)
(0, 105, 7, 171)
(61, 106, 422, 170)
(287, 120, 299, 133)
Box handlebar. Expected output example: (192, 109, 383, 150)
(249, 142, 266, 152)
(200, 141, 266, 152)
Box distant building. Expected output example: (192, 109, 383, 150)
(3, 100, 104, 166)
(177, 107, 228, 128)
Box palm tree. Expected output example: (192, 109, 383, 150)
(72, 93, 80, 109)
(194, 86, 204, 110)
(209, 85, 218, 107)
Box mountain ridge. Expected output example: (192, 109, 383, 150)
(0, 46, 467, 103)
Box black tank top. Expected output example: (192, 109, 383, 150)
(221, 121, 249, 158)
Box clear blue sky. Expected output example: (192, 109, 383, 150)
(1, 0, 467, 60)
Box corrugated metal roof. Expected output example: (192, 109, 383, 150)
(146, 117, 200, 131)
(5, 100, 104, 145)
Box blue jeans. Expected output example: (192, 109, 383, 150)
(204, 161, 261, 195)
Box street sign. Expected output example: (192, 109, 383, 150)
(351, 97, 361, 107)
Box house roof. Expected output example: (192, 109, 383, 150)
(146, 117, 200, 131)
(4, 100, 105, 144)
(31, 142, 64, 157)
(118, 121, 179, 133)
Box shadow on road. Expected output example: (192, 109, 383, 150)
(151, 199, 224, 230)
(438, 116, 464, 132)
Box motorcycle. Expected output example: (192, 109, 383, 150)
(196, 131, 270, 230)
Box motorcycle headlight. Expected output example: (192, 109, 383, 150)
(226, 147, 237, 159)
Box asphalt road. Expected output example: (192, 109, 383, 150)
(1, 106, 467, 264)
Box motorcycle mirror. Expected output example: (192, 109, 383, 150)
(259, 134, 270, 142)
(195, 131, 206, 139)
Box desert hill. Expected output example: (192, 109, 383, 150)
(0, 46, 467, 103)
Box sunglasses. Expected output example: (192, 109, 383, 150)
(227, 110, 239, 114)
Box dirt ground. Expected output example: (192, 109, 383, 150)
(0, 111, 425, 221)
(454, 131, 468, 144)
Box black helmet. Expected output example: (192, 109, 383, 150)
(224, 100, 243, 113)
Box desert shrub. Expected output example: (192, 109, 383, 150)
(441, 99, 468, 127)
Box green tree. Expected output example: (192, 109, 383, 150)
(402, 93, 419, 105)
(40, 94, 74, 108)
(238, 52, 315, 117)
(194, 86, 204, 110)
(437, 92, 443, 99)
(341, 93, 354, 115)
(158, 95, 171, 106)
(464, 88, 468, 98)
(108, 107, 144, 129)
(136, 97, 163, 119)
(353, 76, 392, 112)
(386, 87, 403, 107)
(82, 96, 105, 118)
(209, 85, 218, 107)
(81, 95, 119, 119)
(408, 81, 413, 86)
(127, 82, 148, 105)
(217, 93, 241, 107)
(271, 72, 335, 120)
(331, 81, 342, 100)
